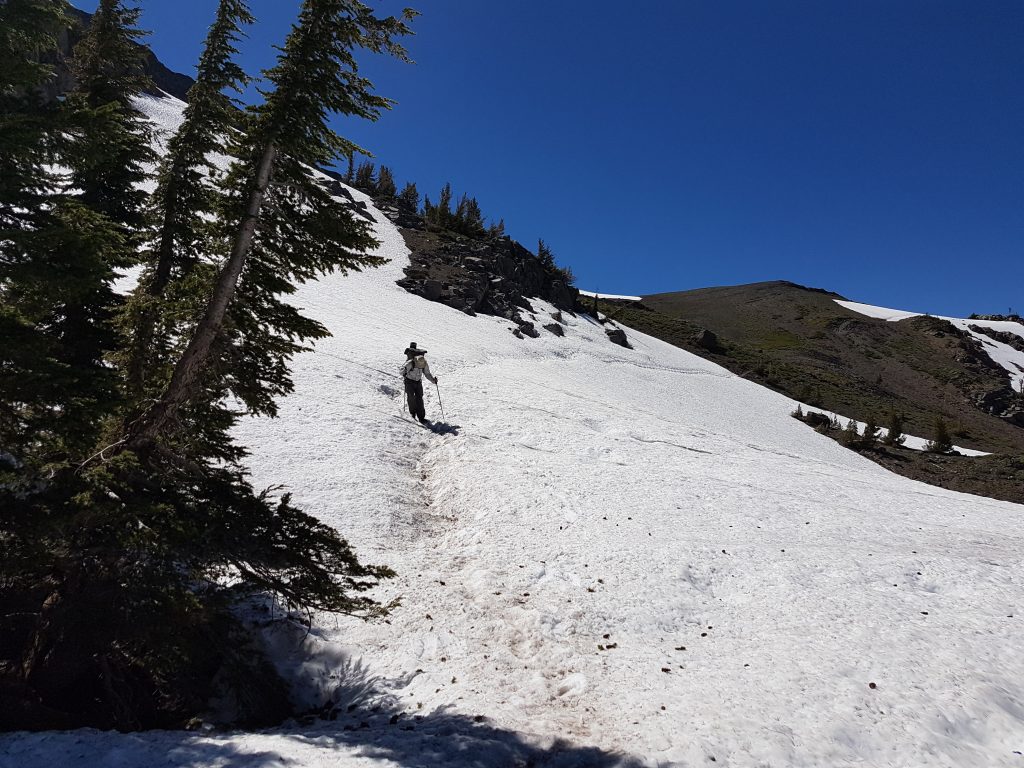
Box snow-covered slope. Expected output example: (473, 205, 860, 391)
(4, 97, 1023, 768)
(837, 299, 1024, 393)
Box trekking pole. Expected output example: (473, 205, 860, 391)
(435, 382, 445, 419)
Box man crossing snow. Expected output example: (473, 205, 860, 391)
(400, 342, 437, 423)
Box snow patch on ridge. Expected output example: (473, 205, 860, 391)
(836, 299, 1024, 392)
(578, 289, 642, 302)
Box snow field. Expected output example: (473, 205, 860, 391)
(3, 96, 1023, 768)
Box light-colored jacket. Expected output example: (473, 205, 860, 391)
(400, 356, 436, 384)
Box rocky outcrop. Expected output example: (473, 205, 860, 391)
(972, 387, 1024, 426)
(388, 210, 577, 323)
(606, 327, 631, 348)
(692, 328, 719, 351)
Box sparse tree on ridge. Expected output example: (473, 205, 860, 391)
(354, 159, 376, 190)
(397, 180, 419, 211)
(375, 164, 396, 197)
(537, 238, 555, 270)
(424, 181, 453, 230)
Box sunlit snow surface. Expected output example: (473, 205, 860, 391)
(3, 97, 1023, 768)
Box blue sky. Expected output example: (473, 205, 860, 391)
(77, 1, 1022, 316)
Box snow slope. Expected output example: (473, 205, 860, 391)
(836, 299, 1024, 393)
(3, 97, 1024, 768)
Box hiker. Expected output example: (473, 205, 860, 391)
(400, 342, 437, 423)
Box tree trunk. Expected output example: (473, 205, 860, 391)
(129, 142, 277, 446)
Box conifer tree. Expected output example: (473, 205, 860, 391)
(488, 217, 505, 238)
(841, 418, 860, 446)
(883, 412, 905, 446)
(925, 417, 953, 453)
(397, 180, 419, 211)
(3, 0, 416, 730)
(424, 182, 453, 230)
(67, 0, 153, 228)
(462, 195, 485, 236)
(0, 0, 72, 456)
(131, 0, 415, 447)
(123, 0, 254, 397)
(860, 417, 879, 449)
(375, 164, 396, 197)
(537, 238, 556, 270)
(353, 159, 376, 190)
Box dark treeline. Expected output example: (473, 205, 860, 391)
(348, 160, 574, 285)
(0, 0, 414, 731)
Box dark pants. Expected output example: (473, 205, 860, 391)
(404, 378, 426, 421)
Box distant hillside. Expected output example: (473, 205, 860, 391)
(591, 280, 1024, 502)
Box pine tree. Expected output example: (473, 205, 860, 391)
(463, 196, 485, 236)
(375, 164, 396, 197)
(397, 180, 419, 211)
(860, 417, 879, 449)
(537, 238, 555, 270)
(0, 0, 72, 457)
(122, 0, 254, 398)
(883, 412, 905, 446)
(4, 0, 416, 730)
(353, 159, 376, 190)
(925, 417, 953, 453)
(67, 0, 154, 228)
(488, 217, 505, 238)
(791, 404, 804, 420)
(131, 0, 414, 447)
(841, 418, 860, 447)
(424, 182, 453, 230)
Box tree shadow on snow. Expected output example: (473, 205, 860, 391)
(225, 652, 641, 768)
(2, 645, 644, 768)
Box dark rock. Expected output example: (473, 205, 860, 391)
(423, 279, 443, 301)
(692, 328, 719, 351)
(518, 322, 540, 339)
(606, 328, 631, 348)
(543, 323, 565, 337)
